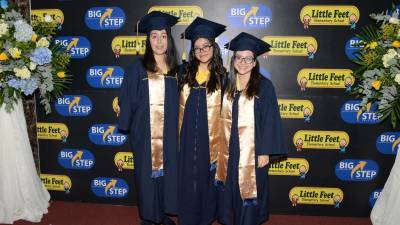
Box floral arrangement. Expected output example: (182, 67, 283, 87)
(352, 6, 400, 127)
(0, 1, 70, 113)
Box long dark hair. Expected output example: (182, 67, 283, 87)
(180, 38, 226, 93)
(225, 52, 262, 100)
(143, 28, 178, 76)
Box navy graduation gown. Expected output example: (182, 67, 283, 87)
(118, 59, 179, 223)
(178, 82, 219, 225)
(222, 78, 287, 225)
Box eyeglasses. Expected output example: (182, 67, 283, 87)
(194, 45, 212, 54)
(234, 55, 255, 64)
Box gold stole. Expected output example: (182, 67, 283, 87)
(218, 92, 257, 201)
(178, 83, 221, 164)
(147, 72, 165, 177)
(178, 84, 191, 140)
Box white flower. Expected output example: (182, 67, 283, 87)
(395, 73, 400, 85)
(36, 37, 49, 48)
(382, 49, 398, 68)
(13, 20, 33, 42)
(14, 66, 31, 79)
(29, 62, 37, 71)
(0, 22, 8, 36)
(44, 14, 53, 23)
(389, 17, 400, 25)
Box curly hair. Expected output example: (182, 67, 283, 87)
(180, 38, 226, 93)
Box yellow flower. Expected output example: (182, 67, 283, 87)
(31, 33, 38, 42)
(392, 40, 400, 48)
(57, 71, 65, 78)
(369, 42, 378, 49)
(8, 47, 21, 59)
(371, 80, 382, 90)
(0, 52, 8, 61)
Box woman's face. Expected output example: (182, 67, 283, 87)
(149, 29, 168, 55)
(234, 50, 256, 76)
(193, 38, 214, 64)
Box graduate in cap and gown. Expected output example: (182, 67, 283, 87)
(118, 11, 179, 225)
(216, 32, 287, 225)
(178, 17, 227, 225)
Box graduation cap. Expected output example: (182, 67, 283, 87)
(134, 11, 178, 54)
(180, 17, 226, 61)
(181, 17, 226, 41)
(224, 32, 271, 56)
(137, 11, 179, 34)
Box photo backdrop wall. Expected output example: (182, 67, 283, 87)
(32, 0, 397, 217)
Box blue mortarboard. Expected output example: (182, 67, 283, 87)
(181, 17, 226, 41)
(225, 32, 271, 56)
(137, 11, 179, 34)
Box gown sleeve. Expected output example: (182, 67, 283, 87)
(256, 78, 287, 158)
(118, 60, 143, 133)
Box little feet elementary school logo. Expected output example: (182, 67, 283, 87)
(41, 174, 72, 193)
(269, 158, 310, 179)
(112, 36, 146, 56)
(300, 5, 359, 29)
(114, 152, 134, 171)
(31, 9, 64, 30)
(263, 36, 318, 59)
(289, 187, 344, 208)
(278, 99, 314, 123)
(37, 122, 69, 141)
(297, 69, 354, 92)
(148, 6, 203, 25)
(293, 130, 349, 152)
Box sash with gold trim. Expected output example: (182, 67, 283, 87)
(218, 92, 258, 205)
(146, 71, 167, 178)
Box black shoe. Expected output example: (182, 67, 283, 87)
(141, 220, 153, 225)
(162, 216, 176, 225)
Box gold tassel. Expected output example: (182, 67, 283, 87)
(225, 41, 231, 73)
(136, 20, 141, 55)
(181, 31, 187, 62)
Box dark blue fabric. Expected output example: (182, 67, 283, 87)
(178, 82, 219, 225)
(138, 11, 179, 34)
(219, 78, 287, 225)
(181, 17, 226, 41)
(225, 32, 271, 56)
(118, 59, 179, 223)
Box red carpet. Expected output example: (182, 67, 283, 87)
(13, 201, 372, 225)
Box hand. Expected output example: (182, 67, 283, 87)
(258, 155, 269, 168)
